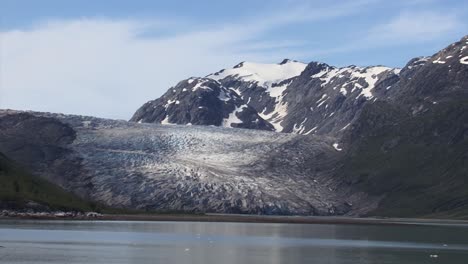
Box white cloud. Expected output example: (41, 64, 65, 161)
(0, 1, 374, 119)
(366, 11, 462, 43)
(297, 9, 465, 62)
(0, 19, 290, 119)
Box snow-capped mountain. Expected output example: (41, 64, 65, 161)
(1, 35, 467, 218)
(133, 35, 467, 136)
(208, 59, 308, 89)
(131, 78, 273, 130)
(215, 61, 399, 135)
(131, 58, 400, 135)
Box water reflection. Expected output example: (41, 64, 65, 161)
(0, 220, 467, 264)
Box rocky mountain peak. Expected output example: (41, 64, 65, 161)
(132, 36, 467, 138)
(130, 77, 274, 130)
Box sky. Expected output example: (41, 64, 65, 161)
(1, 0, 467, 119)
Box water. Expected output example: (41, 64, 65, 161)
(0, 219, 467, 263)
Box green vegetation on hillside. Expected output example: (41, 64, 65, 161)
(0, 152, 93, 212)
(0, 152, 194, 215)
(341, 99, 468, 219)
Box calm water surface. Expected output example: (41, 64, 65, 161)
(0, 219, 467, 263)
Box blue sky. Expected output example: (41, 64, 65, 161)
(1, 0, 467, 118)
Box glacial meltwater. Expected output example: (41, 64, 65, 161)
(0, 219, 468, 263)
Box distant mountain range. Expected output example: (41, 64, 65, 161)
(0, 35, 467, 218)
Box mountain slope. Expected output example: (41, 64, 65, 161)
(337, 35, 468, 218)
(131, 78, 274, 130)
(132, 36, 467, 137)
(0, 152, 93, 212)
(339, 99, 468, 219)
(0, 110, 375, 216)
(132, 59, 400, 135)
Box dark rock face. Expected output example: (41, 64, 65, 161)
(388, 36, 468, 106)
(130, 78, 274, 131)
(338, 98, 468, 218)
(335, 35, 468, 217)
(0, 112, 86, 194)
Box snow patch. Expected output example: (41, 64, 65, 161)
(222, 105, 247, 128)
(208, 61, 307, 89)
(218, 89, 232, 102)
(340, 123, 351, 131)
(460, 56, 468, 65)
(332, 143, 342, 151)
(292, 118, 308, 134)
(316, 94, 328, 107)
(340, 87, 348, 96)
(312, 67, 345, 87)
(304, 126, 318, 135)
(192, 80, 213, 92)
(259, 100, 288, 132)
(164, 100, 176, 109)
(352, 66, 391, 99)
(161, 115, 174, 125)
(267, 82, 290, 98)
(433, 57, 446, 64)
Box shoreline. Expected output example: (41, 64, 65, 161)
(1, 212, 468, 226)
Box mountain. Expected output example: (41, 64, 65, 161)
(132, 36, 468, 137)
(0, 110, 361, 215)
(336, 35, 468, 218)
(0, 35, 467, 218)
(0, 151, 93, 212)
(131, 78, 273, 130)
(132, 59, 401, 136)
(208, 60, 399, 135)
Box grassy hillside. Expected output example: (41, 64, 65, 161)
(0, 152, 94, 212)
(341, 99, 468, 219)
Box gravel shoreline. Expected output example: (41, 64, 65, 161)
(1, 211, 468, 227)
